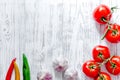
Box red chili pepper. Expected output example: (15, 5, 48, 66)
(5, 58, 16, 80)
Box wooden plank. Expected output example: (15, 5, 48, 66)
(0, 0, 120, 80)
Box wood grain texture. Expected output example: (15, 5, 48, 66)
(0, 0, 120, 80)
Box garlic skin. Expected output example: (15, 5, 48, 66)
(37, 71, 52, 80)
(64, 68, 78, 80)
(53, 57, 68, 72)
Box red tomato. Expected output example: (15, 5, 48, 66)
(94, 72, 111, 80)
(92, 45, 110, 62)
(82, 60, 100, 78)
(106, 56, 120, 75)
(93, 4, 111, 24)
(105, 24, 120, 43)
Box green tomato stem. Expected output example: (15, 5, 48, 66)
(101, 6, 119, 40)
(99, 55, 113, 67)
(101, 18, 111, 40)
(101, 24, 111, 40)
(111, 6, 119, 13)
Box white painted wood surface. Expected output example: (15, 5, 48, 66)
(0, 0, 120, 80)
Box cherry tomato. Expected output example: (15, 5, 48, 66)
(105, 56, 120, 75)
(94, 72, 111, 80)
(105, 24, 120, 43)
(93, 4, 111, 24)
(82, 60, 100, 78)
(92, 45, 110, 62)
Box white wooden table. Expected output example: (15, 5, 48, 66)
(0, 0, 120, 80)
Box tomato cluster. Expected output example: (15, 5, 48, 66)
(82, 4, 120, 80)
(93, 4, 120, 43)
(82, 45, 120, 80)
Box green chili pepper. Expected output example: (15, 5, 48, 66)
(23, 54, 31, 80)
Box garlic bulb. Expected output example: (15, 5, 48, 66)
(64, 68, 78, 80)
(53, 57, 68, 72)
(37, 71, 52, 80)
